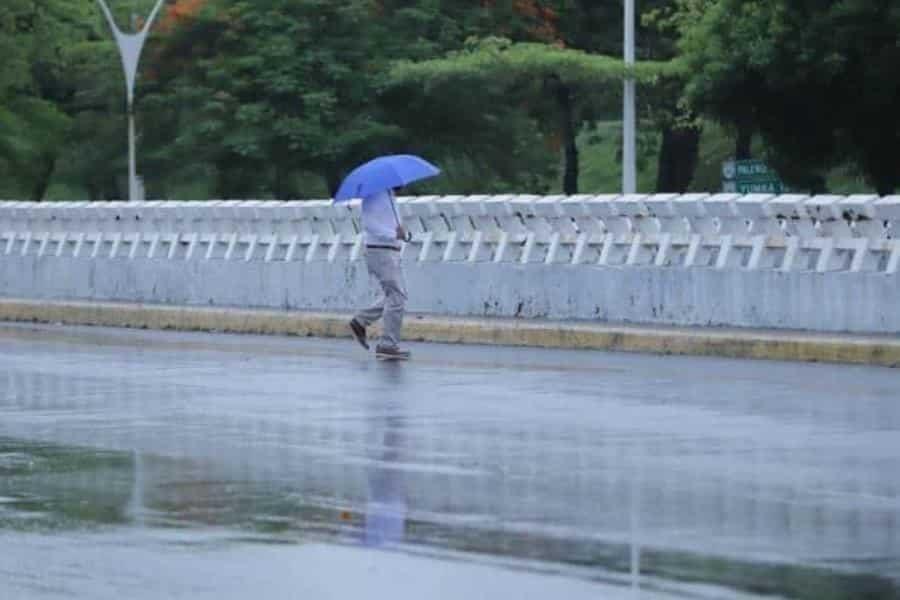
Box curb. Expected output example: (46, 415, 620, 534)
(0, 298, 898, 368)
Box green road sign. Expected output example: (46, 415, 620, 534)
(722, 159, 786, 194)
(724, 180, 786, 194)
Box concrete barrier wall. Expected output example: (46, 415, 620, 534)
(1, 195, 898, 334)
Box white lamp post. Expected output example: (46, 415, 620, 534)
(623, 0, 637, 194)
(95, 0, 166, 202)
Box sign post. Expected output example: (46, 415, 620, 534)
(95, 0, 166, 202)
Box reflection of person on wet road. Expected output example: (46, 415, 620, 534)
(365, 423, 407, 547)
(364, 379, 407, 548)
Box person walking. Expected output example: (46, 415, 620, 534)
(334, 154, 439, 359)
(349, 188, 411, 360)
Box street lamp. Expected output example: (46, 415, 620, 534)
(95, 0, 166, 202)
(623, 0, 637, 194)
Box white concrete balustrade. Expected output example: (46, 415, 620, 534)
(1, 194, 897, 274)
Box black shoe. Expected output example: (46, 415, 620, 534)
(375, 345, 411, 361)
(350, 319, 369, 350)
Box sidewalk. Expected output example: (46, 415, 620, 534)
(0, 298, 897, 367)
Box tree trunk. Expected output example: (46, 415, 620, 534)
(556, 82, 579, 195)
(875, 181, 895, 196)
(215, 156, 259, 199)
(30, 154, 57, 202)
(656, 124, 701, 193)
(273, 164, 288, 200)
(325, 170, 342, 199)
(809, 175, 827, 195)
(868, 157, 897, 196)
(735, 123, 753, 160)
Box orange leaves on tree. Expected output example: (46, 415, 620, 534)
(157, 0, 206, 33)
(513, 0, 561, 43)
(479, 0, 561, 44)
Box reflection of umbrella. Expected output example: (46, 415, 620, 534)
(333, 154, 440, 203)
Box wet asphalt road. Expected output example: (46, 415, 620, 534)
(1, 323, 899, 599)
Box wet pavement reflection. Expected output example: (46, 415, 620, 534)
(1, 323, 899, 599)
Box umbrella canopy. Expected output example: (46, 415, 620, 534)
(333, 154, 440, 203)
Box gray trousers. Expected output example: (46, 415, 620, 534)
(355, 248, 407, 348)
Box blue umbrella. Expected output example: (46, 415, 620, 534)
(333, 154, 440, 203)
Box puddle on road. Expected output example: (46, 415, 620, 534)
(1, 436, 897, 599)
(0, 439, 135, 530)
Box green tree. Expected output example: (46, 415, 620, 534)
(540, 0, 701, 193)
(398, 1, 699, 194)
(674, 0, 900, 194)
(375, 1, 564, 193)
(137, 0, 565, 197)
(141, 0, 411, 199)
(57, 32, 130, 200)
(387, 37, 679, 194)
(0, 0, 99, 199)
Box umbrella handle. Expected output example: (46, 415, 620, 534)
(389, 193, 401, 226)
(389, 192, 413, 242)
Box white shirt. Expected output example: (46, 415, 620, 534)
(362, 190, 400, 248)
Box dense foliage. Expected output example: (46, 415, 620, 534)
(0, 0, 896, 200)
(672, 0, 900, 194)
